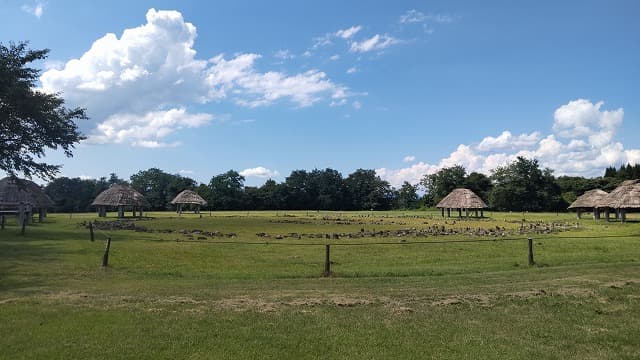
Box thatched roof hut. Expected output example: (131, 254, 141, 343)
(91, 184, 146, 218)
(171, 190, 207, 214)
(598, 180, 640, 209)
(0, 177, 53, 223)
(436, 188, 487, 218)
(568, 189, 608, 209)
(171, 190, 207, 206)
(0, 177, 53, 208)
(595, 180, 640, 222)
(568, 189, 608, 219)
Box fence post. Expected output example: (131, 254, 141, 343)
(102, 237, 111, 267)
(528, 238, 535, 266)
(323, 244, 331, 277)
(89, 221, 95, 242)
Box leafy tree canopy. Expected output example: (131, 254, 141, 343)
(0, 41, 87, 180)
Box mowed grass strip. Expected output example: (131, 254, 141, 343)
(0, 211, 639, 359)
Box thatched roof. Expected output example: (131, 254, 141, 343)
(568, 189, 608, 209)
(0, 177, 54, 208)
(436, 188, 487, 209)
(91, 184, 146, 207)
(171, 190, 207, 206)
(598, 179, 640, 209)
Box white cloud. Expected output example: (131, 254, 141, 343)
(377, 99, 639, 187)
(336, 25, 362, 39)
(350, 34, 399, 53)
(178, 169, 194, 175)
(40, 8, 349, 147)
(329, 54, 340, 61)
(352, 101, 362, 110)
(403, 155, 416, 163)
(86, 108, 212, 147)
(239, 166, 280, 178)
(477, 131, 540, 151)
(274, 49, 294, 60)
(399, 10, 426, 24)
(79, 175, 94, 180)
(21, 1, 44, 18)
(346, 66, 358, 74)
(376, 162, 437, 188)
(400, 10, 455, 25)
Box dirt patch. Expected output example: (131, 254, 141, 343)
(432, 297, 463, 306)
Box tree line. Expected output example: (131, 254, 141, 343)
(43, 159, 638, 213)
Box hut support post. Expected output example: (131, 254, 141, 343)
(615, 210, 620, 220)
(38, 208, 45, 222)
(621, 209, 627, 223)
(441, 208, 444, 217)
(594, 208, 599, 220)
(480, 210, 484, 218)
(178, 204, 182, 215)
(132, 208, 136, 217)
(465, 208, 469, 218)
(458, 208, 462, 218)
(474, 209, 478, 218)
(577, 209, 582, 219)
(447, 208, 451, 217)
(196, 205, 200, 214)
(139, 208, 143, 218)
(1, 215, 5, 230)
(604, 208, 610, 222)
(117, 206, 124, 218)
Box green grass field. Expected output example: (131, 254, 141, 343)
(1, 210, 639, 359)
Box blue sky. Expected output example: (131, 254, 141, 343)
(2, 0, 639, 186)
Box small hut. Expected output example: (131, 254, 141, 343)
(568, 189, 608, 219)
(91, 184, 146, 218)
(436, 188, 488, 218)
(597, 179, 640, 222)
(170, 190, 207, 214)
(0, 177, 53, 225)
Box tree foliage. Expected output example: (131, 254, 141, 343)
(421, 165, 466, 206)
(489, 157, 564, 211)
(0, 42, 87, 180)
(130, 168, 196, 211)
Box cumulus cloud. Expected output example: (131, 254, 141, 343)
(40, 8, 349, 147)
(21, 1, 44, 18)
(403, 155, 416, 163)
(350, 34, 399, 53)
(346, 66, 358, 74)
(86, 108, 212, 148)
(239, 166, 280, 178)
(377, 99, 639, 187)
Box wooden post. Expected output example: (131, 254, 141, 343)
(458, 208, 462, 218)
(21, 216, 26, 236)
(1, 215, 4, 230)
(323, 244, 331, 277)
(446, 208, 451, 217)
(594, 208, 599, 220)
(528, 238, 534, 266)
(621, 209, 627, 223)
(604, 208, 610, 222)
(117, 206, 124, 218)
(577, 209, 581, 220)
(441, 208, 444, 217)
(102, 237, 111, 267)
(89, 221, 95, 242)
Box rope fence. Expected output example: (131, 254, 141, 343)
(84, 220, 639, 275)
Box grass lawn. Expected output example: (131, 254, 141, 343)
(1, 210, 639, 359)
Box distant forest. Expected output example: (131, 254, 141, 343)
(43, 158, 640, 213)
